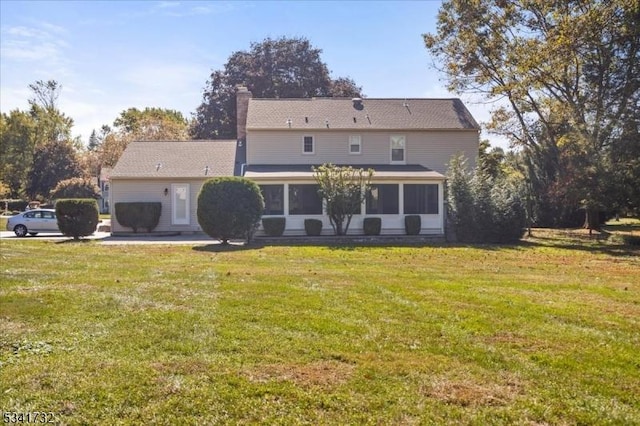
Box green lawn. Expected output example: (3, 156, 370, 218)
(1, 233, 638, 424)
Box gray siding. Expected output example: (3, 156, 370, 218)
(247, 130, 478, 174)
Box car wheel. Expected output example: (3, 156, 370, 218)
(14, 225, 27, 237)
(29, 233, 38, 236)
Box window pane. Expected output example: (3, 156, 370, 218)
(391, 135, 405, 162)
(303, 136, 314, 153)
(349, 135, 361, 154)
(289, 184, 322, 215)
(173, 184, 190, 225)
(391, 149, 404, 162)
(260, 185, 284, 215)
(404, 184, 439, 214)
(366, 184, 399, 214)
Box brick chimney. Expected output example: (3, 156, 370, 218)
(236, 85, 252, 141)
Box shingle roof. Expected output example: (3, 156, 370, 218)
(110, 140, 238, 178)
(246, 98, 480, 131)
(244, 164, 445, 180)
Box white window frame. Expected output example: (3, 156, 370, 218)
(172, 183, 190, 225)
(302, 135, 315, 155)
(349, 135, 362, 155)
(390, 134, 406, 164)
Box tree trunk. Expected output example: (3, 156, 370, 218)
(583, 207, 600, 235)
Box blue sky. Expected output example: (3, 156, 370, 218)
(1, 1, 505, 147)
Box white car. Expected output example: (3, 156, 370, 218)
(6, 209, 59, 237)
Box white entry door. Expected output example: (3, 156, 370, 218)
(172, 183, 190, 225)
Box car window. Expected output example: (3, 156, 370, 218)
(43, 211, 55, 219)
(24, 212, 35, 218)
(33, 211, 43, 218)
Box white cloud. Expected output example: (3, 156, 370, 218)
(0, 23, 69, 62)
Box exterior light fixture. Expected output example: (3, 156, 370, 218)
(164, 188, 168, 196)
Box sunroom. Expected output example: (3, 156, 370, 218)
(244, 165, 445, 236)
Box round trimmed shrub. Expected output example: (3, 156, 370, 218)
(262, 217, 286, 237)
(197, 177, 264, 244)
(405, 215, 421, 235)
(363, 217, 382, 235)
(50, 177, 101, 200)
(304, 219, 323, 236)
(55, 198, 99, 240)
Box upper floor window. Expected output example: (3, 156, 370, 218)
(390, 135, 406, 163)
(303, 135, 314, 154)
(349, 135, 361, 155)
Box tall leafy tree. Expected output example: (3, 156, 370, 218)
(0, 80, 76, 199)
(28, 80, 74, 145)
(191, 36, 363, 139)
(26, 140, 82, 200)
(0, 110, 36, 197)
(425, 0, 640, 230)
(99, 107, 189, 167)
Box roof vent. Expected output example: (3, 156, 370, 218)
(305, 116, 309, 123)
(403, 99, 412, 114)
(352, 98, 364, 111)
(286, 118, 292, 128)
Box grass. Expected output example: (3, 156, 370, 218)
(0, 232, 639, 424)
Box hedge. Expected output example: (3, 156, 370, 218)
(55, 199, 99, 240)
(363, 217, 382, 235)
(262, 217, 286, 237)
(115, 202, 162, 233)
(304, 219, 323, 236)
(197, 177, 264, 244)
(405, 215, 421, 235)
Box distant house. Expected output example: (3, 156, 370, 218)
(98, 167, 111, 214)
(110, 87, 479, 236)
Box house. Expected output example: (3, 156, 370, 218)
(98, 167, 111, 214)
(109, 141, 240, 234)
(110, 87, 479, 236)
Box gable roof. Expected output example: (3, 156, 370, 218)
(246, 97, 480, 131)
(110, 140, 239, 179)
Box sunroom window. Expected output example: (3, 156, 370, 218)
(404, 184, 439, 214)
(289, 184, 322, 215)
(366, 184, 399, 214)
(260, 185, 284, 215)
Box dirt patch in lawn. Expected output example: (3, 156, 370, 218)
(423, 373, 524, 407)
(245, 360, 355, 389)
